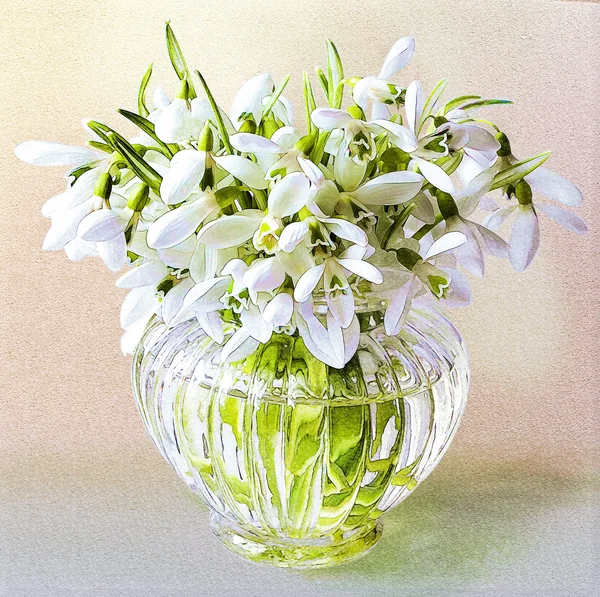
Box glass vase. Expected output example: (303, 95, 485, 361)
(132, 305, 469, 568)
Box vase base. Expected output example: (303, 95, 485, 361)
(210, 512, 382, 568)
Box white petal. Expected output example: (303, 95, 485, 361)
(230, 73, 273, 127)
(448, 217, 485, 278)
(405, 81, 424, 134)
(154, 98, 195, 143)
(116, 260, 170, 288)
(263, 293, 294, 327)
(294, 264, 326, 302)
(62, 167, 103, 210)
(241, 306, 272, 343)
(156, 236, 196, 269)
(160, 278, 194, 325)
(278, 221, 309, 252)
(460, 124, 501, 152)
(197, 311, 225, 344)
(42, 201, 91, 251)
(120, 286, 159, 329)
(181, 277, 230, 313)
(456, 164, 498, 217)
(424, 231, 467, 259)
(509, 205, 540, 272)
(242, 257, 286, 298)
(153, 86, 171, 108)
(414, 157, 455, 194)
(350, 171, 423, 206)
(268, 172, 310, 218)
(342, 315, 360, 364)
(335, 258, 383, 283)
(311, 108, 354, 131)
(275, 244, 314, 280)
(230, 133, 282, 154)
(484, 205, 517, 230)
(196, 210, 263, 249)
(221, 328, 260, 363)
(469, 222, 509, 258)
(327, 289, 354, 329)
(326, 311, 345, 366)
(147, 197, 217, 249)
(333, 148, 367, 192)
(370, 119, 418, 152)
(15, 141, 99, 167)
(526, 167, 583, 207)
(63, 237, 97, 261)
(352, 76, 373, 110)
(97, 234, 127, 271)
(271, 126, 302, 150)
(120, 315, 153, 355)
(319, 218, 368, 246)
(160, 150, 206, 205)
(77, 209, 125, 242)
(213, 155, 268, 190)
(440, 267, 472, 308)
(379, 37, 416, 80)
(537, 204, 587, 234)
(298, 156, 325, 186)
(384, 276, 416, 335)
(296, 302, 343, 368)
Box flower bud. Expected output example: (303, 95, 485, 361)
(436, 191, 459, 219)
(197, 124, 214, 152)
(93, 173, 113, 200)
(294, 132, 317, 156)
(347, 104, 365, 120)
(177, 77, 190, 100)
(515, 180, 533, 205)
(239, 120, 257, 134)
(395, 248, 422, 271)
(127, 182, 150, 211)
(495, 132, 512, 157)
(345, 76, 361, 89)
(258, 117, 279, 139)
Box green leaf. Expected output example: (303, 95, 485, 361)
(326, 40, 344, 108)
(195, 70, 233, 154)
(460, 98, 513, 111)
(315, 66, 329, 98)
(419, 79, 448, 134)
(490, 152, 551, 191)
(165, 22, 196, 98)
(117, 108, 174, 157)
(303, 72, 317, 134)
(137, 63, 153, 117)
(262, 74, 291, 119)
(108, 133, 163, 192)
(214, 186, 242, 209)
(436, 151, 464, 176)
(442, 95, 481, 114)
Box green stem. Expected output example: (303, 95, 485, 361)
(411, 214, 443, 241)
(195, 70, 234, 155)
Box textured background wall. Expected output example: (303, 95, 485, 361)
(1, 1, 598, 595)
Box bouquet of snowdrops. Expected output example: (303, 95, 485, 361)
(16, 25, 586, 368)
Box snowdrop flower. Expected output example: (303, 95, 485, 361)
(485, 177, 586, 272)
(352, 37, 415, 119)
(384, 232, 467, 335)
(294, 245, 383, 328)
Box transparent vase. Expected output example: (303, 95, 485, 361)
(132, 305, 469, 568)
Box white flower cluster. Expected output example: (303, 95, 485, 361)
(15, 26, 586, 367)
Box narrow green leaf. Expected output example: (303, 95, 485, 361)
(436, 151, 464, 176)
(262, 74, 291, 118)
(419, 79, 448, 134)
(87, 140, 113, 154)
(315, 66, 329, 98)
(137, 63, 153, 117)
(303, 72, 317, 134)
(108, 133, 163, 191)
(117, 108, 174, 157)
(195, 70, 233, 154)
(460, 98, 513, 111)
(326, 40, 344, 108)
(490, 152, 551, 191)
(165, 22, 196, 98)
(442, 95, 481, 114)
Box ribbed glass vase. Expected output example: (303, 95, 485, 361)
(132, 305, 469, 568)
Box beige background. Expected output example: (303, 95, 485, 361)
(1, 0, 598, 595)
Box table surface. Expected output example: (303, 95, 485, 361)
(1, 450, 597, 597)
